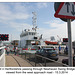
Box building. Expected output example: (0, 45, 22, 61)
(11, 40, 19, 46)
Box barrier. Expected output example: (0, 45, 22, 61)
(24, 51, 69, 67)
(0, 46, 5, 67)
(35, 54, 69, 67)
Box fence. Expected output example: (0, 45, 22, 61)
(20, 50, 69, 67)
(0, 46, 5, 67)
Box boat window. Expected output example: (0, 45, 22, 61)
(32, 33, 33, 35)
(29, 32, 31, 35)
(29, 32, 30, 35)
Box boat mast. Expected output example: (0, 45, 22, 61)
(32, 12, 37, 31)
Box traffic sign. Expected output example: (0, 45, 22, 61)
(63, 38, 68, 42)
(54, 2, 74, 22)
(54, 2, 75, 19)
(0, 34, 9, 41)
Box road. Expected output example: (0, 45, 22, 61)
(38, 55, 68, 67)
(58, 55, 68, 62)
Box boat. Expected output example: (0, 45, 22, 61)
(18, 29, 40, 50)
(18, 12, 66, 54)
(45, 41, 58, 45)
(18, 12, 43, 52)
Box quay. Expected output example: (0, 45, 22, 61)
(5, 54, 32, 67)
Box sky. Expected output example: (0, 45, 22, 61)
(0, 2, 75, 42)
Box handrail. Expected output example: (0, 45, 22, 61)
(22, 50, 69, 67)
(0, 46, 5, 67)
(0, 46, 6, 49)
(0, 46, 5, 56)
(35, 54, 69, 67)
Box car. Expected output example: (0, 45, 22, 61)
(36, 48, 59, 61)
(62, 56, 75, 66)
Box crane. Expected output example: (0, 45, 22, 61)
(57, 35, 62, 42)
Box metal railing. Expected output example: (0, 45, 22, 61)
(0, 49, 4, 56)
(35, 54, 69, 67)
(0, 46, 5, 67)
(20, 50, 69, 67)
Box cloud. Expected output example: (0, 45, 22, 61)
(0, 3, 30, 22)
(0, 2, 75, 42)
(8, 21, 32, 32)
(8, 19, 75, 42)
(2, 21, 33, 41)
(38, 20, 75, 41)
(36, 3, 47, 9)
(0, 3, 32, 41)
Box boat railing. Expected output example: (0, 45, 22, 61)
(0, 46, 5, 67)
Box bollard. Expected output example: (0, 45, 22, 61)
(25, 51, 26, 59)
(21, 53, 22, 57)
(21, 48, 22, 57)
(29, 53, 30, 62)
(44, 58, 46, 67)
(35, 53, 36, 66)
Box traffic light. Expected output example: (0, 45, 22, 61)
(63, 38, 68, 42)
(0, 34, 9, 41)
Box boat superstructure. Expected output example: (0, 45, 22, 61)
(18, 29, 41, 49)
(18, 12, 42, 50)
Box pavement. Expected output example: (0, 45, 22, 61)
(5, 54, 32, 67)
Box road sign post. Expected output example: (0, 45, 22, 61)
(67, 19, 73, 66)
(54, 2, 75, 67)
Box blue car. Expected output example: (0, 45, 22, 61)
(36, 48, 59, 61)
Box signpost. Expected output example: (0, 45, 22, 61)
(54, 2, 75, 19)
(54, 2, 75, 67)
